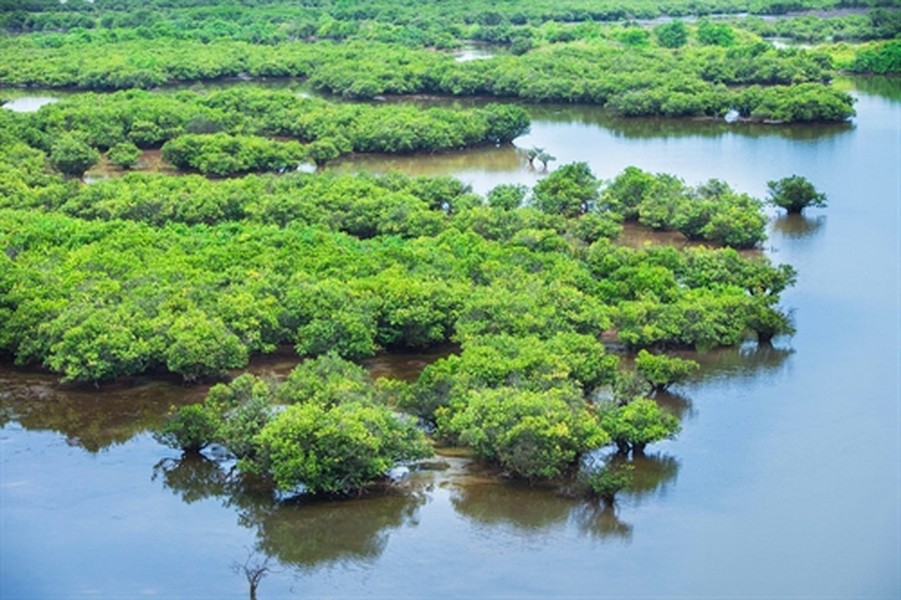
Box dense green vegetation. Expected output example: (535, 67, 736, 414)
(157, 360, 431, 494)
(2, 0, 880, 122)
(1, 0, 861, 494)
(2, 1, 897, 40)
(1, 123, 794, 489)
(845, 38, 901, 72)
(0, 161, 795, 385)
(741, 8, 901, 43)
(2, 88, 530, 174)
(0, 35, 856, 121)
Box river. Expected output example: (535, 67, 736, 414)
(1, 77, 899, 598)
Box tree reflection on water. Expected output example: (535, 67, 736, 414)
(153, 452, 429, 570)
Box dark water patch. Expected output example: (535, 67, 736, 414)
(652, 389, 695, 421)
(607, 451, 681, 503)
(361, 344, 459, 382)
(0, 366, 207, 452)
(771, 212, 826, 239)
(617, 221, 695, 249)
(84, 149, 180, 183)
(0, 343, 452, 452)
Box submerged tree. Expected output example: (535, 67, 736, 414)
(599, 397, 681, 454)
(766, 175, 827, 214)
(634, 350, 699, 392)
(231, 550, 275, 600)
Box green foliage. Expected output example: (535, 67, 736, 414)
(617, 27, 650, 48)
(696, 19, 736, 46)
(482, 103, 531, 143)
(671, 179, 767, 248)
(532, 162, 600, 218)
(107, 141, 142, 169)
(277, 353, 374, 406)
(205, 373, 275, 459)
(0, 24, 857, 122)
(603, 168, 767, 248)
(599, 397, 681, 453)
(745, 299, 796, 344)
(570, 212, 623, 244)
(43, 305, 152, 383)
(446, 385, 609, 480)
(655, 20, 689, 48)
(408, 332, 618, 426)
(600, 166, 658, 220)
(740, 83, 856, 122)
(848, 39, 901, 74)
(0, 163, 795, 383)
(164, 311, 249, 382)
(161, 133, 306, 176)
(156, 404, 220, 453)
(15, 89, 531, 176)
(766, 175, 827, 214)
(49, 134, 100, 177)
(611, 369, 653, 406)
(634, 349, 699, 392)
(253, 401, 431, 494)
(486, 183, 528, 210)
(155, 360, 431, 495)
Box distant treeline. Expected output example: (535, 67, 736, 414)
(0, 37, 858, 120)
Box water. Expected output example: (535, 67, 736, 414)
(452, 43, 504, 63)
(1, 96, 60, 112)
(2, 78, 899, 598)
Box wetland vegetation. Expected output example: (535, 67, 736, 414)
(1, 1, 899, 598)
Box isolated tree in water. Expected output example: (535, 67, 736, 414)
(231, 550, 274, 600)
(766, 175, 827, 214)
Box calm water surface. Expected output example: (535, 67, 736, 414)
(1, 79, 899, 598)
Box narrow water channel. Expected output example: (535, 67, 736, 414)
(1, 78, 899, 598)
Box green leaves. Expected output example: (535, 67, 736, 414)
(599, 397, 681, 453)
(164, 311, 248, 382)
(602, 167, 768, 248)
(533, 162, 600, 218)
(766, 175, 828, 214)
(634, 349, 699, 392)
(107, 141, 141, 169)
(49, 134, 100, 177)
(254, 401, 430, 494)
(446, 385, 608, 480)
(156, 359, 432, 495)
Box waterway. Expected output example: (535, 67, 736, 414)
(1, 77, 899, 598)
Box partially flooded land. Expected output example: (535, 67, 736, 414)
(1, 3, 900, 598)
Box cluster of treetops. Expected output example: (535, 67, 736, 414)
(2, 0, 898, 40)
(0, 88, 531, 175)
(1, 119, 823, 495)
(3, 1, 896, 118)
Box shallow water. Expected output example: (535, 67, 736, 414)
(1, 77, 899, 598)
(1, 96, 59, 112)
